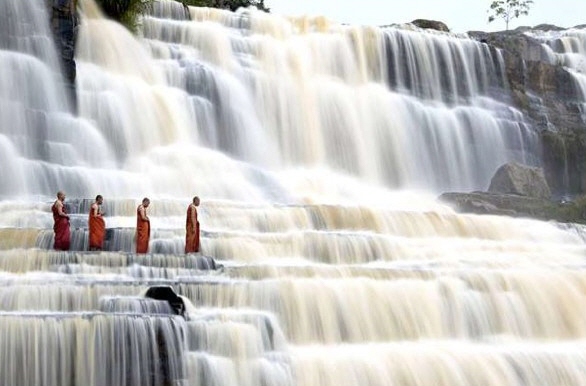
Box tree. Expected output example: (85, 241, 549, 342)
(488, 0, 533, 31)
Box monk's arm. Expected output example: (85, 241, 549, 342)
(57, 202, 69, 219)
(91, 203, 99, 217)
(191, 206, 197, 232)
(140, 207, 149, 221)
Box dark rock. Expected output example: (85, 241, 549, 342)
(489, 162, 552, 199)
(411, 19, 450, 32)
(145, 286, 187, 318)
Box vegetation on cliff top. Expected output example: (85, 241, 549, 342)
(180, 0, 269, 12)
(97, 0, 153, 31)
(96, 0, 268, 31)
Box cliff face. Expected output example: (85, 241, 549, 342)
(469, 28, 586, 196)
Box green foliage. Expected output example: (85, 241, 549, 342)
(487, 0, 533, 30)
(97, 0, 269, 31)
(120, 0, 154, 31)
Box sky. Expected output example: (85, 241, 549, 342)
(265, 0, 586, 33)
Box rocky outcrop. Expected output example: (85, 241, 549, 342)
(411, 19, 450, 32)
(440, 191, 547, 217)
(488, 162, 551, 199)
(469, 29, 584, 133)
(439, 191, 586, 224)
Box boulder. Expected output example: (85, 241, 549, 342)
(411, 19, 450, 32)
(488, 162, 552, 199)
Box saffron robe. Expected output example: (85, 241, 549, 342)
(52, 201, 70, 251)
(88, 205, 105, 250)
(136, 205, 150, 254)
(185, 204, 200, 253)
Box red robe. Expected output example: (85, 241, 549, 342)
(88, 205, 105, 250)
(136, 205, 150, 254)
(52, 201, 70, 251)
(185, 204, 200, 253)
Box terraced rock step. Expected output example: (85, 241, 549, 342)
(0, 249, 218, 273)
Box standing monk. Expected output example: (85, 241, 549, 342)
(185, 196, 200, 254)
(136, 197, 150, 254)
(52, 191, 71, 251)
(88, 195, 105, 251)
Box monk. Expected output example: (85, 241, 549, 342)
(52, 191, 71, 251)
(185, 196, 200, 254)
(136, 197, 150, 254)
(88, 195, 105, 251)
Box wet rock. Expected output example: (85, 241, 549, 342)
(439, 191, 586, 224)
(47, 0, 77, 107)
(145, 285, 186, 318)
(439, 192, 553, 219)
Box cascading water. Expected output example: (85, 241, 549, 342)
(2, 0, 586, 385)
(531, 28, 586, 99)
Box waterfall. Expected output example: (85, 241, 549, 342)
(534, 29, 586, 99)
(2, 0, 586, 385)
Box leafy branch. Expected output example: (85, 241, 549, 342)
(488, 0, 533, 30)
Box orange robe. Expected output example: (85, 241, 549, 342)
(136, 205, 150, 254)
(52, 202, 70, 251)
(185, 204, 200, 253)
(88, 205, 105, 250)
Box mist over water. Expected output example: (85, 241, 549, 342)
(2, 0, 586, 385)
